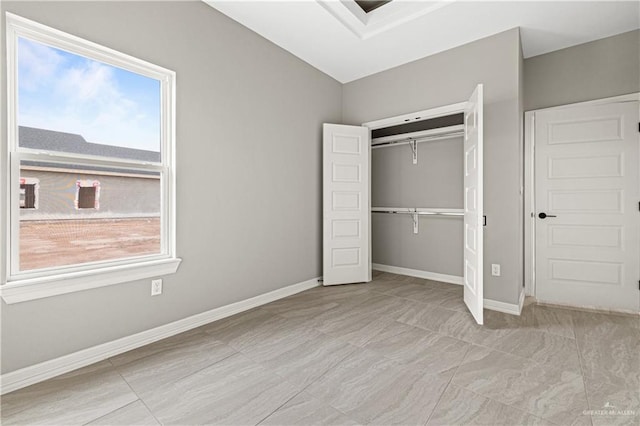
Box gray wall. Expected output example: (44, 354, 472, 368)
(0, 1, 342, 373)
(372, 138, 463, 275)
(524, 30, 640, 111)
(20, 169, 160, 219)
(344, 28, 523, 305)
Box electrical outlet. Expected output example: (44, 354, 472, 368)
(151, 279, 162, 296)
(491, 264, 501, 277)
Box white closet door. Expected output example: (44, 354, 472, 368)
(323, 123, 371, 286)
(463, 85, 484, 324)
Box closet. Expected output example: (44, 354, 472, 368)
(322, 85, 484, 324)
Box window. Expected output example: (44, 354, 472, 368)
(19, 177, 38, 209)
(2, 13, 180, 303)
(76, 180, 100, 209)
(77, 186, 97, 209)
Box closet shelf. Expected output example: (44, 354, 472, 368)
(372, 207, 463, 234)
(371, 125, 464, 164)
(370, 124, 464, 149)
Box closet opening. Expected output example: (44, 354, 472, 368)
(323, 85, 484, 323)
(369, 112, 465, 275)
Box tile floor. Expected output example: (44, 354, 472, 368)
(2, 271, 639, 425)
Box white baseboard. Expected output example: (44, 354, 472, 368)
(372, 263, 525, 316)
(484, 290, 525, 316)
(372, 264, 463, 285)
(0, 277, 320, 395)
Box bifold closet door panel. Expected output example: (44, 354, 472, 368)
(463, 84, 484, 325)
(322, 123, 370, 286)
(371, 138, 464, 207)
(372, 213, 463, 276)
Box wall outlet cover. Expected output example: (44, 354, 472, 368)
(151, 279, 163, 296)
(491, 264, 501, 276)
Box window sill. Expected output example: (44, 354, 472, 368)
(1, 258, 182, 304)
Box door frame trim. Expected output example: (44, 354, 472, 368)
(523, 92, 640, 298)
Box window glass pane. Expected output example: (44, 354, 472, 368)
(19, 160, 161, 272)
(77, 186, 97, 209)
(20, 184, 36, 208)
(17, 37, 161, 161)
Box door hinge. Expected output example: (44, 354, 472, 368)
(483, 215, 487, 226)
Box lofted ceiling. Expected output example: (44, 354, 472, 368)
(204, 1, 640, 83)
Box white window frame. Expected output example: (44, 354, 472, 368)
(1, 13, 181, 304)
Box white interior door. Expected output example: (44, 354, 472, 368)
(323, 123, 371, 286)
(463, 84, 484, 324)
(535, 100, 640, 313)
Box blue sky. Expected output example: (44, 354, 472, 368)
(18, 37, 161, 152)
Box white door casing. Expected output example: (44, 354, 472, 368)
(534, 101, 640, 313)
(323, 124, 371, 285)
(463, 84, 484, 324)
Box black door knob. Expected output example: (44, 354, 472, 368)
(538, 212, 557, 219)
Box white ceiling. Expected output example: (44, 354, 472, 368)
(204, 1, 640, 83)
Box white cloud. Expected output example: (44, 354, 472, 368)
(18, 40, 160, 152)
(18, 38, 65, 91)
(61, 61, 119, 102)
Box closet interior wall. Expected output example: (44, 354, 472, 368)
(371, 134, 464, 277)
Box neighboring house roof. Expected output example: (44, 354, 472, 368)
(19, 126, 161, 163)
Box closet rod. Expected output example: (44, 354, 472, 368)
(372, 207, 463, 233)
(371, 208, 464, 217)
(372, 210, 464, 217)
(371, 130, 464, 149)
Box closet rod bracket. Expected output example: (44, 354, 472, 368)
(411, 140, 418, 164)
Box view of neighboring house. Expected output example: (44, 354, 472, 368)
(18, 126, 161, 270)
(19, 126, 160, 219)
